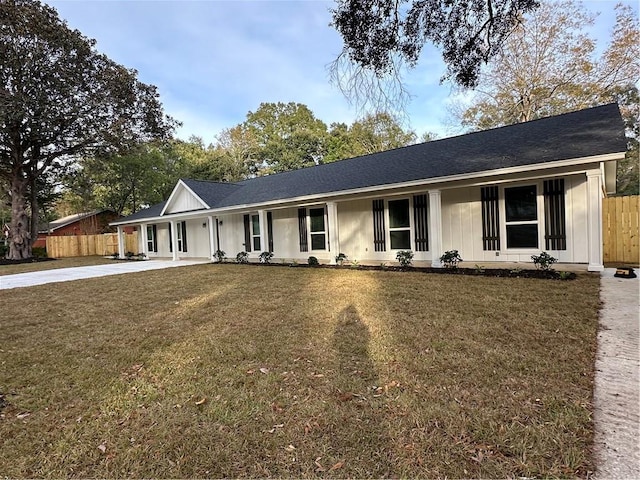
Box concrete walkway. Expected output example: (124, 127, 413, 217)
(0, 259, 209, 290)
(593, 268, 640, 479)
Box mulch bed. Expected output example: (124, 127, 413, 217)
(220, 261, 576, 279)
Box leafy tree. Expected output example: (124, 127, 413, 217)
(244, 102, 328, 174)
(457, 1, 639, 194)
(0, 0, 175, 259)
(460, 1, 639, 128)
(330, 0, 538, 111)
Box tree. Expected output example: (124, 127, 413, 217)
(330, 0, 538, 111)
(0, 0, 175, 259)
(459, 1, 639, 128)
(244, 102, 328, 174)
(457, 1, 639, 193)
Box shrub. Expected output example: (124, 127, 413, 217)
(125, 251, 135, 259)
(236, 251, 249, 264)
(440, 250, 462, 269)
(213, 249, 226, 263)
(531, 251, 557, 271)
(335, 252, 347, 265)
(0, 244, 8, 258)
(110, 251, 119, 259)
(32, 247, 48, 258)
(308, 256, 319, 266)
(259, 251, 274, 264)
(396, 250, 414, 268)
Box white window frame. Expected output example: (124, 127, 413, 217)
(250, 213, 261, 251)
(176, 221, 185, 252)
(387, 197, 413, 251)
(146, 225, 155, 252)
(500, 182, 544, 252)
(308, 206, 327, 251)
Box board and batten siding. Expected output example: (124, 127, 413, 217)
(440, 174, 589, 263)
(164, 187, 206, 214)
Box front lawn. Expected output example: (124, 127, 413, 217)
(0, 265, 600, 478)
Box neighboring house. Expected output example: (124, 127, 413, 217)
(34, 210, 119, 248)
(111, 104, 627, 272)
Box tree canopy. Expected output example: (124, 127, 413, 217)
(330, 0, 538, 111)
(0, 0, 176, 258)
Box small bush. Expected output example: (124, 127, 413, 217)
(440, 250, 462, 269)
(236, 251, 249, 264)
(558, 271, 572, 280)
(350, 259, 360, 268)
(396, 250, 414, 268)
(531, 251, 557, 271)
(335, 252, 347, 265)
(259, 251, 274, 264)
(213, 249, 226, 263)
(308, 256, 319, 266)
(110, 251, 119, 259)
(32, 247, 48, 258)
(125, 251, 135, 259)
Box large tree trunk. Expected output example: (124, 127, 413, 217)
(8, 172, 32, 260)
(29, 174, 39, 249)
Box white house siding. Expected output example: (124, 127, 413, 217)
(217, 213, 249, 259)
(183, 218, 211, 258)
(440, 174, 590, 264)
(164, 187, 206, 214)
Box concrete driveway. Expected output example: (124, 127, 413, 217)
(0, 259, 208, 290)
(593, 268, 640, 479)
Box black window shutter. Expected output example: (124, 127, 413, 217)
(243, 214, 251, 252)
(181, 221, 188, 252)
(152, 224, 158, 252)
(298, 208, 308, 252)
(372, 199, 386, 252)
(215, 219, 221, 251)
(544, 179, 566, 250)
(481, 186, 500, 250)
(267, 212, 274, 253)
(168, 223, 172, 252)
(413, 194, 428, 251)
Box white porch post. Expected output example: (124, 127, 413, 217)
(141, 223, 148, 257)
(117, 226, 125, 259)
(208, 215, 216, 261)
(170, 220, 178, 261)
(586, 170, 604, 272)
(327, 201, 340, 264)
(429, 190, 443, 268)
(258, 210, 268, 255)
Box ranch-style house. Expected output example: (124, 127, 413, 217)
(111, 103, 627, 272)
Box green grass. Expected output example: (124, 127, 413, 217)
(0, 256, 123, 276)
(0, 264, 600, 478)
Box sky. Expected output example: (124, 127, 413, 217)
(46, 0, 636, 145)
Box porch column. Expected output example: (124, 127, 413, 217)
(586, 170, 604, 272)
(429, 190, 443, 268)
(327, 201, 340, 264)
(258, 210, 268, 255)
(208, 216, 216, 261)
(170, 220, 178, 261)
(117, 226, 125, 259)
(141, 223, 148, 257)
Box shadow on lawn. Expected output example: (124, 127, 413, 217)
(328, 305, 393, 476)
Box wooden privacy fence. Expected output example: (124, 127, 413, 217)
(46, 232, 139, 258)
(603, 195, 639, 264)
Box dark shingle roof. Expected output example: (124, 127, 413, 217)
(117, 103, 626, 223)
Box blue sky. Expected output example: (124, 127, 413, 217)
(47, 0, 635, 144)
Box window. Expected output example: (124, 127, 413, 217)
(176, 221, 187, 252)
(504, 185, 538, 248)
(298, 207, 327, 252)
(372, 196, 428, 252)
(388, 199, 411, 250)
(309, 208, 326, 250)
(251, 214, 261, 251)
(146, 225, 157, 253)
